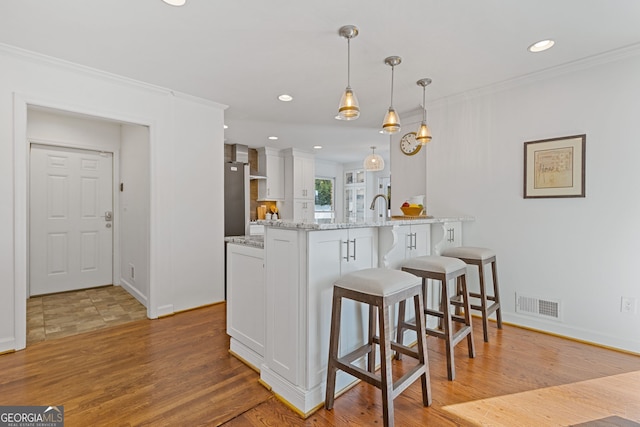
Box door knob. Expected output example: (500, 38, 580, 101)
(104, 211, 113, 221)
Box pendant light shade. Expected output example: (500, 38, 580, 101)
(416, 78, 433, 145)
(381, 56, 402, 134)
(338, 87, 360, 120)
(364, 146, 385, 171)
(382, 108, 401, 134)
(336, 25, 360, 120)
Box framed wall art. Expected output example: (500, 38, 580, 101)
(524, 134, 586, 198)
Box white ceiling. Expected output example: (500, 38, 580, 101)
(2, 0, 640, 163)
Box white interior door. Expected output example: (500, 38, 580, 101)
(29, 144, 113, 296)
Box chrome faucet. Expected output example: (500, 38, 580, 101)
(370, 193, 390, 221)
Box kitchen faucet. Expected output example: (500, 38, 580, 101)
(370, 193, 390, 221)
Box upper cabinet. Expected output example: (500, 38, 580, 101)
(283, 148, 315, 200)
(282, 148, 315, 221)
(344, 168, 366, 223)
(257, 147, 284, 201)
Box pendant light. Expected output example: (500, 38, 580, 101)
(381, 56, 402, 134)
(336, 25, 360, 120)
(364, 146, 385, 171)
(416, 78, 432, 145)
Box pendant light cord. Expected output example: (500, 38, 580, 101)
(422, 85, 426, 122)
(390, 65, 395, 108)
(347, 37, 351, 87)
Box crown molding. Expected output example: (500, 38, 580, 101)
(431, 42, 640, 109)
(0, 42, 226, 110)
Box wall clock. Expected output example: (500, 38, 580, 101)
(400, 132, 421, 156)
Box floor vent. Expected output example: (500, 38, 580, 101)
(516, 294, 561, 320)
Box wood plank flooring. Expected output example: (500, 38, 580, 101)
(1, 302, 639, 426)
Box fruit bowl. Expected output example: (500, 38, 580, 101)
(400, 206, 424, 216)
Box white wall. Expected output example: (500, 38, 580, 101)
(390, 115, 427, 216)
(1, 45, 226, 352)
(423, 49, 640, 353)
(27, 108, 122, 149)
(120, 123, 150, 304)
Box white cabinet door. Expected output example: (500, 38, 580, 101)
(257, 147, 284, 201)
(293, 155, 315, 200)
(306, 227, 377, 388)
(433, 221, 462, 254)
(226, 244, 265, 359)
(292, 199, 314, 222)
(407, 223, 430, 258)
(344, 186, 366, 223)
(379, 223, 431, 269)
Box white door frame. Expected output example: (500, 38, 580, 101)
(13, 92, 155, 350)
(28, 140, 120, 296)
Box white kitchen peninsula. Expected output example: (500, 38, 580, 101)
(227, 216, 472, 417)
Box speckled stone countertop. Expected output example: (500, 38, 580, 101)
(225, 235, 265, 249)
(254, 215, 474, 231)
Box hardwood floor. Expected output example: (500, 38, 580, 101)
(1, 302, 638, 426)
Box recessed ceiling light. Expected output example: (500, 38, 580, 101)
(528, 39, 555, 53)
(313, 145, 323, 150)
(278, 94, 293, 102)
(162, 0, 186, 6)
(223, 124, 228, 129)
(268, 136, 278, 140)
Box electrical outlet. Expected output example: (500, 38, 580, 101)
(621, 297, 637, 314)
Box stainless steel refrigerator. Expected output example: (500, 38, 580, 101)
(224, 161, 249, 236)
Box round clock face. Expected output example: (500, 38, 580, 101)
(400, 132, 421, 156)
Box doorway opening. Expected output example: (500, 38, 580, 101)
(23, 105, 151, 346)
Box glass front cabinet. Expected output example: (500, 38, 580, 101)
(344, 169, 366, 223)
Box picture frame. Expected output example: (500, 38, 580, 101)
(524, 134, 586, 198)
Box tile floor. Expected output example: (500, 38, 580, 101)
(27, 286, 147, 345)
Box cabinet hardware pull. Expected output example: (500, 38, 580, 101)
(447, 228, 455, 243)
(412, 233, 417, 250)
(350, 239, 356, 260)
(343, 240, 350, 261)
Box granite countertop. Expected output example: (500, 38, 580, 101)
(254, 215, 474, 231)
(225, 235, 265, 249)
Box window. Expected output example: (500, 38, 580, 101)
(315, 177, 335, 223)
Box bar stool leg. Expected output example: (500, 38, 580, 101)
(379, 302, 394, 427)
(459, 274, 476, 358)
(478, 261, 490, 342)
(325, 290, 342, 410)
(368, 304, 376, 372)
(413, 292, 432, 406)
(492, 259, 503, 329)
(395, 298, 406, 360)
(441, 278, 455, 381)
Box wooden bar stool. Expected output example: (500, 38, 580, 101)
(325, 268, 431, 427)
(441, 246, 502, 342)
(398, 256, 475, 381)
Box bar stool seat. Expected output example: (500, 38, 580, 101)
(398, 256, 475, 381)
(441, 246, 502, 342)
(325, 268, 431, 427)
